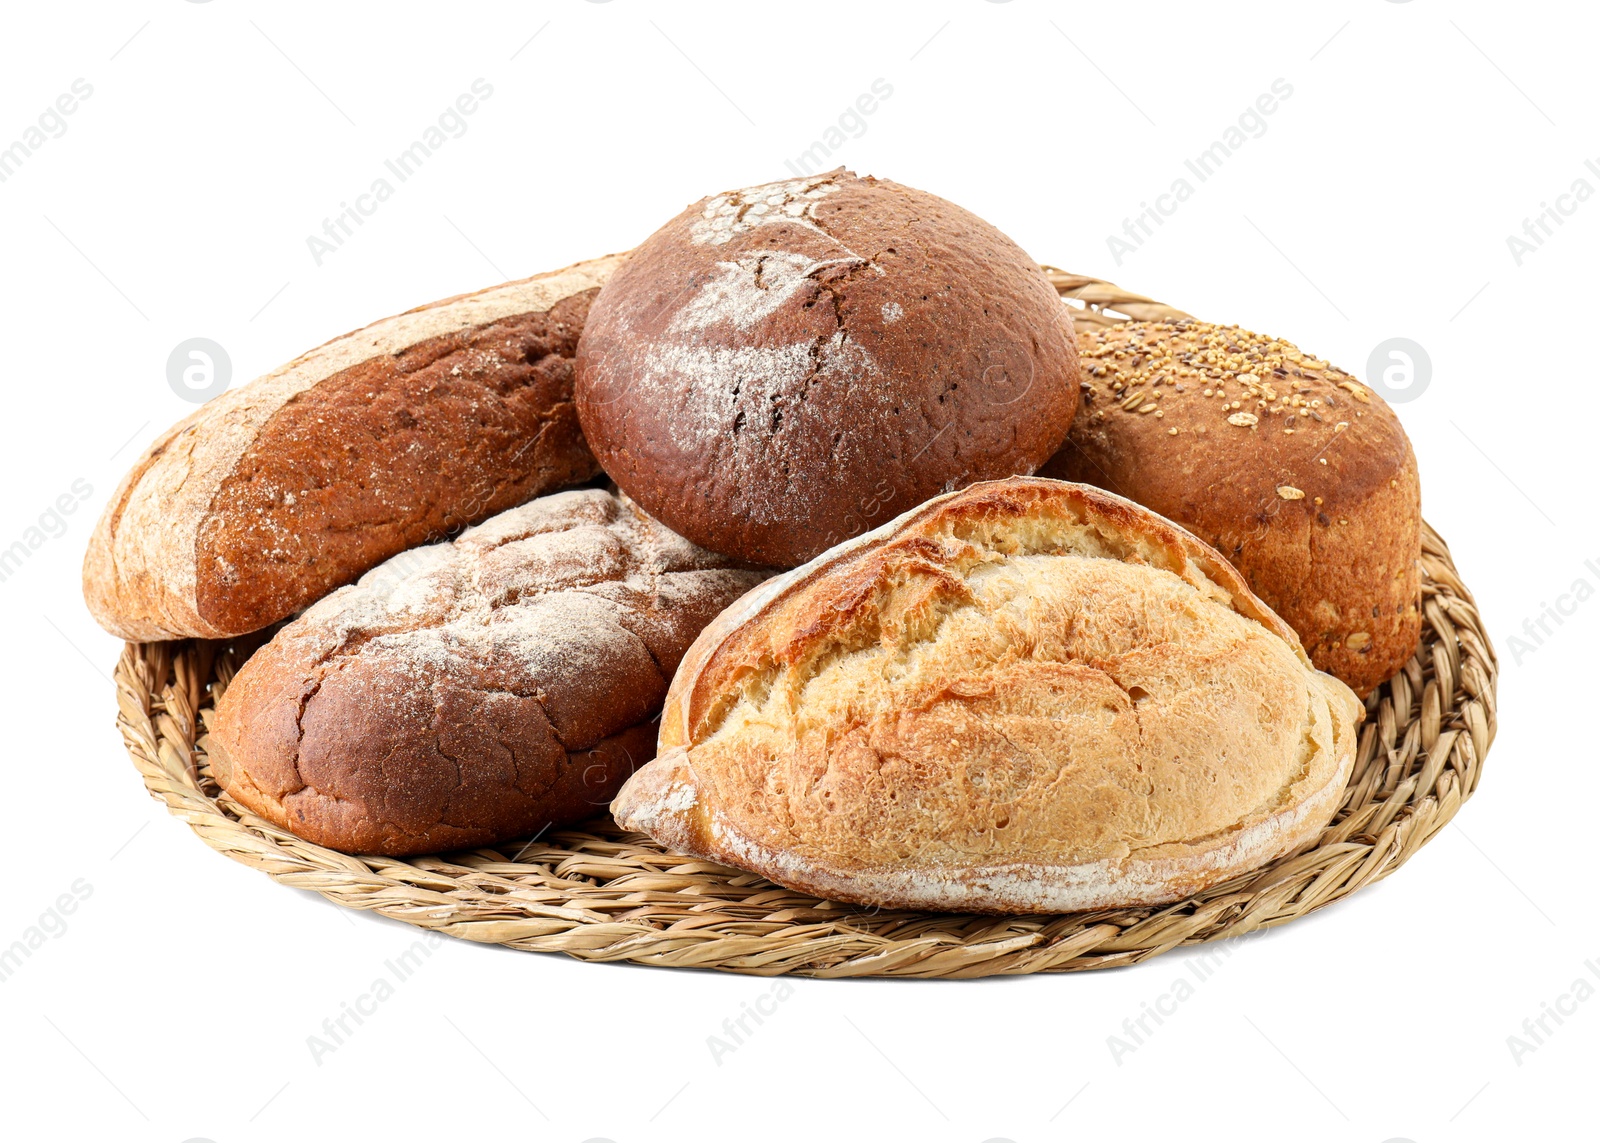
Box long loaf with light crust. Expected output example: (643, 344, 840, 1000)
(84, 252, 627, 642)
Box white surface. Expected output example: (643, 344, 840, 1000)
(0, 3, 1592, 1141)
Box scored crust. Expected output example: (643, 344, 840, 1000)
(1040, 319, 1421, 695)
(84, 252, 627, 642)
(612, 477, 1363, 914)
(209, 489, 767, 856)
(574, 170, 1081, 567)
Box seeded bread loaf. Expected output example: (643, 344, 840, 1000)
(613, 477, 1361, 914)
(208, 488, 766, 856)
(84, 253, 627, 642)
(574, 170, 1081, 567)
(1040, 320, 1420, 695)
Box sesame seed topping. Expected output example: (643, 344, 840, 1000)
(1079, 321, 1389, 459)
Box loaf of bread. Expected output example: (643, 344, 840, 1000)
(1040, 319, 1420, 695)
(574, 170, 1081, 567)
(84, 253, 627, 642)
(612, 477, 1362, 914)
(208, 488, 766, 856)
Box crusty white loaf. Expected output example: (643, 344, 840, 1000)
(613, 477, 1362, 914)
(85, 253, 626, 642)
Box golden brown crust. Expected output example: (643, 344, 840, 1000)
(614, 477, 1362, 914)
(574, 171, 1081, 567)
(667, 476, 1306, 751)
(211, 489, 767, 856)
(83, 253, 627, 642)
(1039, 320, 1420, 695)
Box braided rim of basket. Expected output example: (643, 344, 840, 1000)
(111, 271, 1496, 978)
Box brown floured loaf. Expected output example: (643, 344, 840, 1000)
(208, 488, 766, 856)
(574, 169, 1081, 568)
(1039, 319, 1420, 695)
(84, 253, 628, 642)
(612, 477, 1362, 915)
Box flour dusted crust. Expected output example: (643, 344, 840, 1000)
(574, 170, 1081, 567)
(84, 253, 627, 642)
(1040, 319, 1421, 695)
(612, 477, 1362, 914)
(209, 489, 766, 856)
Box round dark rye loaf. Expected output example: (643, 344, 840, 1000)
(208, 488, 767, 856)
(574, 170, 1081, 567)
(84, 253, 626, 642)
(1040, 319, 1420, 695)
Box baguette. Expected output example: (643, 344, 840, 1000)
(84, 252, 627, 641)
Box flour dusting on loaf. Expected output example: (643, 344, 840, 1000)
(209, 488, 766, 856)
(689, 175, 841, 246)
(575, 170, 1081, 568)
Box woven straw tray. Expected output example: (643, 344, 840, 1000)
(113, 270, 1497, 978)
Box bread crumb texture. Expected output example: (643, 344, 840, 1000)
(211, 489, 766, 856)
(614, 478, 1361, 913)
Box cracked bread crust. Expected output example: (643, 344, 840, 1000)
(1039, 319, 1421, 695)
(612, 477, 1362, 914)
(573, 170, 1081, 568)
(84, 253, 627, 642)
(209, 489, 767, 856)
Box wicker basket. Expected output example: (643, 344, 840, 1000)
(112, 271, 1496, 978)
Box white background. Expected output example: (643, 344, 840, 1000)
(1, 2, 1594, 1141)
